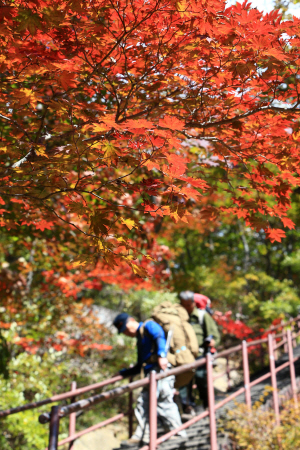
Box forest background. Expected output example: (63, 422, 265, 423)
(1, 0, 300, 448)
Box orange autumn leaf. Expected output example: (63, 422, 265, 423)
(281, 217, 295, 230)
(58, 71, 78, 90)
(159, 116, 185, 131)
(265, 228, 286, 243)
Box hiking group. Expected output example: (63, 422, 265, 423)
(113, 291, 220, 447)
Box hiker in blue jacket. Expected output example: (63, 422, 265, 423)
(113, 312, 186, 447)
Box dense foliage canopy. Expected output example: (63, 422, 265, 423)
(1, 0, 300, 274)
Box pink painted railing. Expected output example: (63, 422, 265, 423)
(0, 375, 123, 418)
(1, 315, 300, 450)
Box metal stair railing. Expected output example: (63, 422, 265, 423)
(1, 314, 300, 450)
(40, 323, 300, 450)
(0, 375, 123, 418)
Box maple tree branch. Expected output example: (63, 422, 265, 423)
(86, 191, 135, 210)
(45, 205, 100, 240)
(116, 21, 182, 120)
(186, 104, 300, 129)
(0, 183, 162, 215)
(85, 190, 162, 214)
(11, 149, 35, 169)
(91, 0, 164, 78)
(0, 188, 76, 201)
(0, 113, 31, 142)
(34, 106, 49, 144)
(45, 204, 156, 260)
(117, 107, 155, 123)
(181, 131, 264, 194)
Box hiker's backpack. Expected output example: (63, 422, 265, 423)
(151, 301, 199, 388)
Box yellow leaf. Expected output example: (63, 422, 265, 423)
(116, 236, 127, 245)
(121, 218, 137, 230)
(132, 264, 148, 278)
(97, 241, 104, 250)
(35, 146, 48, 158)
(102, 141, 119, 167)
(292, 131, 300, 141)
(24, 66, 48, 77)
(91, 123, 110, 133)
(171, 210, 180, 223)
(14, 88, 37, 106)
(72, 257, 88, 268)
(145, 254, 156, 261)
(176, 0, 188, 17)
(124, 255, 134, 261)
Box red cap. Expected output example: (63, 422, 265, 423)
(194, 293, 210, 309)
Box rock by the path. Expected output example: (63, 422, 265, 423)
(73, 424, 123, 450)
(213, 357, 243, 393)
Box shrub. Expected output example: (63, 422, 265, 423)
(224, 393, 300, 449)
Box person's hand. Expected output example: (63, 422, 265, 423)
(209, 338, 216, 348)
(158, 357, 168, 371)
(112, 372, 122, 378)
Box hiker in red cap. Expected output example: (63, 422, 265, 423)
(178, 291, 220, 415)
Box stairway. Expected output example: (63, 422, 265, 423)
(113, 417, 230, 450)
(112, 343, 300, 450)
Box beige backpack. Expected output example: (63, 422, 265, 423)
(151, 301, 199, 388)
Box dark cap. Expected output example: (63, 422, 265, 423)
(113, 312, 130, 334)
(178, 290, 194, 302)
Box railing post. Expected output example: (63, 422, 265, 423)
(207, 353, 218, 450)
(48, 406, 60, 450)
(284, 329, 288, 353)
(226, 356, 231, 390)
(242, 341, 251, 409)
(268, 334, 280, 427)
(287, 329, 298, 407)
(291, 323, 297, 348)
(260, 343, 264, 368)
(149, 371, 157, 450)
(68, 381, 77, 450)
(128, 376, 134, 438)
(273, 334, 278, 361)
(281, 321, 288, 353)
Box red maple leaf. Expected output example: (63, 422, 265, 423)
(265, 228, 286, 243)
(59, 71, 78, 90)
(159, 116, 185, 131)
(35, 220, 54, 231)
(281, 217, 295, 229)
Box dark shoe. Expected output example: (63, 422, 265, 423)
(183, 405, 196, 415)
(182, 405, 196, 419)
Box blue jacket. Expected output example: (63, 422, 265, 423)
(119, 321, 167, 378)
